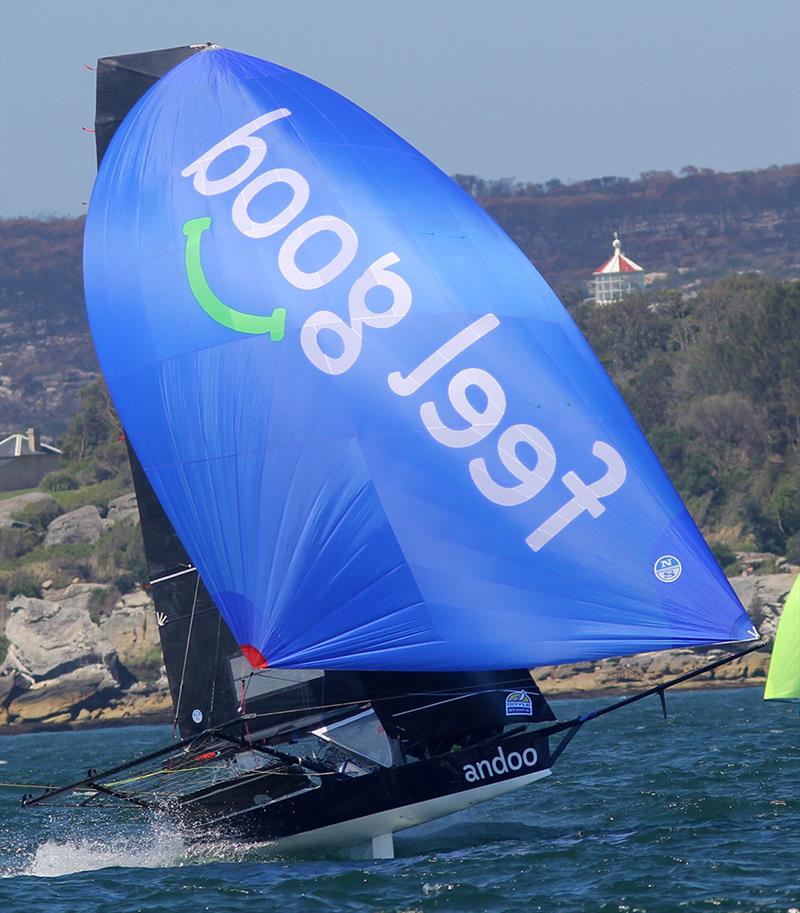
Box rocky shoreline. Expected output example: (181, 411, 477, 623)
(0, 563, 794, 734)
(0, 583, 172, 733)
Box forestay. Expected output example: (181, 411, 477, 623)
(83, 48, 756, 671)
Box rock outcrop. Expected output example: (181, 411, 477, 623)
(0, 586, 168, 728)
(43, 504, 108, 547)
(98, 588, 160, 670)
(3, 593, 115, 679)
(8, 664, 120, 723)
(106, 492, 139, 527)
(728, 573, 794, 640)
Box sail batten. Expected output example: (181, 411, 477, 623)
(84, 47, 755, 672)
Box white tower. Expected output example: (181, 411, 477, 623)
(591, 232, 645, 304)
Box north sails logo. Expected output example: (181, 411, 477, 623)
(463, 745, 539, 783)
(505, 690, 533, 717)
(654, 555, 682, 583)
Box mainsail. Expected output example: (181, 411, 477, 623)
(764, 575, 799, 701)
(83, 47, 756, 672)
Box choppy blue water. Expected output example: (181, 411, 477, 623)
(1, 687, 797, 912)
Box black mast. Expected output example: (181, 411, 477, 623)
(93, 46, 366, 738)
(94, 46, 234, 737)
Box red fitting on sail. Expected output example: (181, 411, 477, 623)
(241, 644, 268, 669)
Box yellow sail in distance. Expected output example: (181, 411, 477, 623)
(765, 574, 800, 701)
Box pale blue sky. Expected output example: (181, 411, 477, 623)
(1, 0, 798, 217)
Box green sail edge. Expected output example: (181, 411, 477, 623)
(764, 574, 800, 701)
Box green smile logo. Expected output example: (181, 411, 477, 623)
(182, 217, 286, 340)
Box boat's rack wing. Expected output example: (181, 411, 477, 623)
(20, 724, 325, 811)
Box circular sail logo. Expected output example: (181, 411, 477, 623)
(654, 555, 682, 583)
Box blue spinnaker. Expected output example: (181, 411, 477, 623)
(84, 48, 756, 670)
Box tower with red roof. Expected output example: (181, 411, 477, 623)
(592, 232, 645, 304)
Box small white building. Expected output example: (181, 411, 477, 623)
(591, 232, 645, 304)
(0, 428, 62, 491)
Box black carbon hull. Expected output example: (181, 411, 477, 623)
(178, 730, 551, 849)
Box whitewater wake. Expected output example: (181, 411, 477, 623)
(3, 820, 188, 878)
(2, 817, 296, 878)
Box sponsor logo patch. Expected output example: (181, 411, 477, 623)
(654, 555, 682, 583)
(505, 690, 533, 717)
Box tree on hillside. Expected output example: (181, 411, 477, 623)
(61, 380, 121, 461)
(573, 275, 800, 554)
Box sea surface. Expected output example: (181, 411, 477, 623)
(0, 687, 797, 913)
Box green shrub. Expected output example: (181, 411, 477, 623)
(710, 541, 738, 574)
(744, 496, 785, 555)
(785, 532, 800, 565)
(40, 469, 79, 491)
(758, 557, 781, 575)
(114, 571, 139, 593)
(52, 555, 93, 583)
(0, 634, 8, 665)
(60, 380, 122, 462)
(0, 527, 39, 562)
(87, 585, 120, 623)
(51, 477, 129, 514)
(8, 569, 41, 598)
(94, 519, 148, 588)
(771, 473, 800, 542)
(88, 440, 131, 486)
(11, 498, 63, 531)
(0, 540, 94, 590)
(648, 427, 721, 501)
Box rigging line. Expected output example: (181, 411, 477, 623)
(111, 763, 342, 795)
(158, 605, 218, 627)
(209, 611, 223, 716)
(0, 781, 56, 790)
(172, 573, 201, 738)
(106, 764, 229, 787)
(239, 674, 253, 742)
